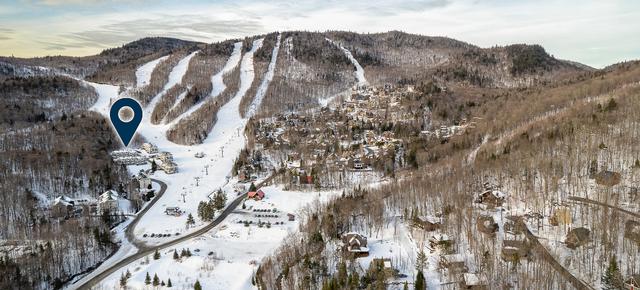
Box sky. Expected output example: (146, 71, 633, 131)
(0, 0, 638, 68)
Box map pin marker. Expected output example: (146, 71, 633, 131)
(110, 98, 142, 147)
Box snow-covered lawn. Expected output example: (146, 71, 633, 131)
(94, 186, 339, 290)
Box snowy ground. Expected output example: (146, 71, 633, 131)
(86, 37, 278, 245)
(70, 218, 137, 286)
(93, 186, 339, 290)
(135, 56, 169, 88)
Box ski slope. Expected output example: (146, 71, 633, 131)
(145, 51, 198, 118)
(326, 38, 368, 86)
(246, 34, 281, 118)
(135, 55, 169, 88)
(169, 41, 243, 126)
(128, 38, 265, 243)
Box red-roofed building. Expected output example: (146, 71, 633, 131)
(247, 189, 265, 200)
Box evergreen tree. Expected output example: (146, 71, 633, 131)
(151, 160, 157, 172)
(153, 249, 160, 260)
(126, 269, 131, 279)
(415, 270, 426, 290)
(144, 272, 151, 285)
(416, 249, 427, 271)
(403, 281, 409, 290)
(186, 213, 195, 228)
(602, 256, 623, 290)
(194, 280, 202, 290)
(337, 261, 348, 286)
(167, 278, 173, 287)
(249, 182, 257, 192)
(161, 280, 165, 286)
(213, 189, 227, 210)
(173, 249, 179, 260)
(152, 273, 160, 286)
(119, 273, 127, 288)
(349, 271, 360, 289)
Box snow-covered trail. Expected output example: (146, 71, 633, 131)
(131, 38, 265, 241)
(246, 34, 281, 118)
(135, 55, 169, 88)
(167, 41, 243, 127)
(326, 38, 368, 86)
(83, 38, 271, 240)
(144, 51, 198, 118)
(203, 38, 264, 143)
(86, 81, 120, 116)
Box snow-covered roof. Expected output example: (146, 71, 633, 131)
(99, 190, 119, 203)
(53, 195, 73, 206)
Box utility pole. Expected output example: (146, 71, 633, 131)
(220, 146, 224, 158)
(204, 165, 209, 175)
(181, 192, 186, 203)
(194, 176, 201, 187)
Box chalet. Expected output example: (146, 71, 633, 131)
(413, 216, 441, 231)
(550, 206, 572, 226)
(428, 233, 455, 253)
(141, 143, 158, 154)
(625, 274, 640, 289)
(156, 159, 177, 174)
(165, 207, 182, 216)
(461, 273, 488, 290)
(155, 151, 171, 161)
(98, 190, 119, 214)
(594, 170, 622, 187)
(501, 239, 531, 262)
(565, 227, 591, 249)
(476, 190, 506, 207)
(287, 213, 295, 221)
(248, 189, 265, 200)
(51, 195, 75, 218)
(477, 215, 499, 234)
(342, 232, 369, 254)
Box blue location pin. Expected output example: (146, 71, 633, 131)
(110, 98, 142, 147)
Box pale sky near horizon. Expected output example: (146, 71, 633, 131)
(0, 0, 638, 68)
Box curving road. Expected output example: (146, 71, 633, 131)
(126, 178, 167, 251)
(517, 219, 595, 290)
(73, 173, 278, 289)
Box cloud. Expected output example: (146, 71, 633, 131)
(42, 15, 264, 50)
(0, 27, 13, 40)
(0, 0, 638, 67)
